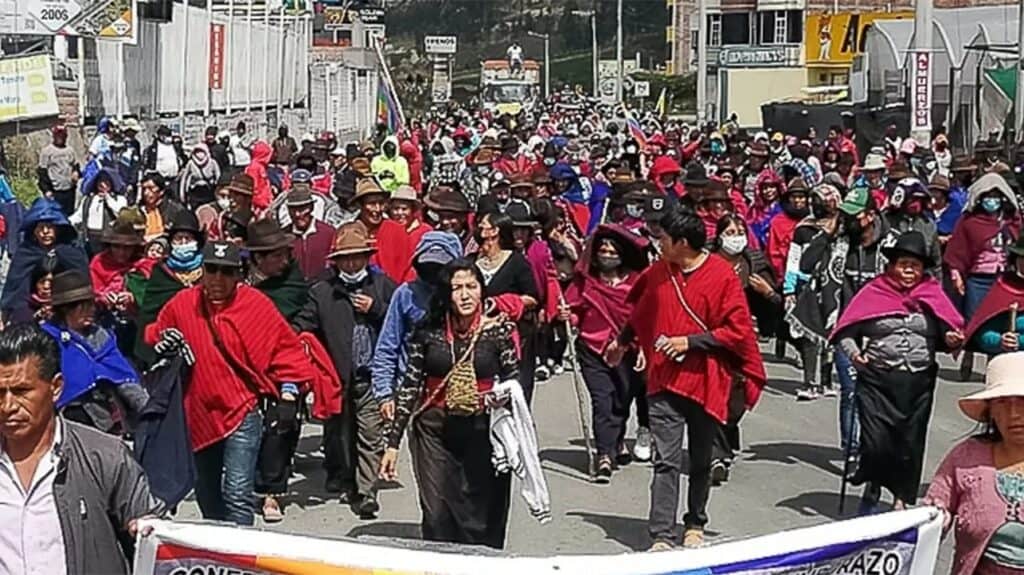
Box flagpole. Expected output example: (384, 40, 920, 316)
(373, 36, 406, 132)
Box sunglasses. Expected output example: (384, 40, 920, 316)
(205, 264, 239, 276)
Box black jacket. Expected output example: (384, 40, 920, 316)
(56, 419, 162, 575)
(133, 356, 195, 509)
(292, 270, 396, 384)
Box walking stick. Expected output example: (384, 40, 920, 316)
(560, 294, 596, 480)
(1009, 303, 1019, 334)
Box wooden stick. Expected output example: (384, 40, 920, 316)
(1010, 302, 1019, 333)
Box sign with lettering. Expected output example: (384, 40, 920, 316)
(717, 46, 789, 68)
(911, 51, 932, 131)
(425, 35, 457, 54)
(208, 23, 225, 90)
(805, 11, 913, 66)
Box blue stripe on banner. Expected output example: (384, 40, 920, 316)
(704, 527, 919, 574)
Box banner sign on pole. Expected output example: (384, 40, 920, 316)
(633, 81, 650, 98)
(0, 0, 138, 42)
(208, 23, 226, 91)
(911, 51, 932, 132)
(134, 508, 943, 575)
(425, 35, 457, 55)
(0, 55, 60, 125)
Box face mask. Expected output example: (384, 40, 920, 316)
(543, 157, 556, 167)
(720, 234, 747, 256)
(625, 145, 638, 154)
(339, 268, 368, 285)
(982, 197, 1003, 214)
(711, 141, 725, 155)
(626, 204, 643, 218)
(217, 197, 231, 210)
(171, 241, 198, 261)
(595, 255, 621, 272)
(812, 204, 830, 219)
(160, 136, 172, 145)
(845, 215, 864, 237)
(904, 200, 925, 216)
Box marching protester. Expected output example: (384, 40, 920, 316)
(294, 223, 396, 517)
(923, 352, 1024, 575)
(562, 224, 650, 481)
(606, 206, 765, 550)
(379, 259, 525, 549)
(36, 125, 79, 216)
(0, 323, 162, 574)
(70, 166, 127, 256)
(831, 231, 965, 513)
(284, 184, 336, 281)
(965, 236, 1024, 355)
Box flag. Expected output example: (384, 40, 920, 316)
(623, 105, 647, 148)
(377, 76, 403, 134)
(655, 87, 667, 118)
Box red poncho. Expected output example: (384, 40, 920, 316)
(766, 211, 801, 281)
(244, 141, 274, 212)
(89, 251, 157, 309)
(145, 285, 315, 450)
(963, 274, 1024, 347)
(627, 256, 766, 423)
(943, 213, 1021, 276)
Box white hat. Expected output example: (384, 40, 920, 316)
(959, 352, 1024, 422)
(862, 153, 887, 172)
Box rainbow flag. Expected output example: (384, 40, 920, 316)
(377, 76, 403, 134)
(624, 107, 647, 148)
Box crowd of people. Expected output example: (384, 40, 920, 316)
(1, 94, 1024, 574)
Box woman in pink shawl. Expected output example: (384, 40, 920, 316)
(560, 224, 651, 482)
(830, 231, 965, 514)
(746, 170, 784, 248)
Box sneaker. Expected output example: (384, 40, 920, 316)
(796, 387, 821, 402)
(648, 540, 674, 552)
(682, 527, 705, 549)
(710, 459, 730, 486)
(536, 365, 551, 383)
(633, 427, 653, 462)
(822, 386, 839, 398)
(356, 494, 380, 519)
(595, 455, 612, 484)
(553, 364, 565, 376)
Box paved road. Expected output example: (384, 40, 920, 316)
(177, 344, 978, 568)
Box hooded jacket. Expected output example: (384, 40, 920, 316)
(244, 140, 274, 212)
(178, 143, 221, 207)
(370, 231, 463, 400)
(399, 138, 424, 193)
(371, 136, 411, 193)
(550, 162, 592, 234)
(1, 198, 89, 318)
(649, 155, 685, 198)
(70, 167, 128, 246)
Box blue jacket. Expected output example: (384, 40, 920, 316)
(933, 187, 968, 236)
(41, 322, 139, 408)
(587, 179, 612, 234)
(550, 162, 590, 205)
(370, 231, 463, 400)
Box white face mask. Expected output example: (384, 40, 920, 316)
(720, 234, 748, 256)
(216, 197, 231, 210)
(339, 268, 368, 285)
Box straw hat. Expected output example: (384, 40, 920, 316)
(959, 352, 1024, 422)
(352, 178, 388, 203)
(390, 185, 420, 205)
(327, 223, 376, 258)
(51, 270, 94, 307)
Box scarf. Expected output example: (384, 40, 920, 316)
(166, 248, 203, 272)
(830, 274, 964, 341)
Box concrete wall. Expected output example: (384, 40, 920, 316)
(721, 67, 807, 126)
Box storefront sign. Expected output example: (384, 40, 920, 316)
(208, 23, 225, 90)
(805, 11, 912, 66)
(717, 46, 788, 68)
(425, 35, 457, 54)
(911, 51, 932, 131)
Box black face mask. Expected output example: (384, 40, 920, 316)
(811, 203, 830, 220)
(844, 213, 864, 237)
(595, 255, 622, 272)
(782, 203, 809, 219)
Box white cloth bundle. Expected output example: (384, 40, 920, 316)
(489, 379, 551, 524)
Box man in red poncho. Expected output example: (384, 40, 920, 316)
(766, 177, 810, 280)
(145, 240, 313, 526)
(352, 178, 412, 284)
(606, 205, 765, 550)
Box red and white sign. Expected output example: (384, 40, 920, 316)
(911, 51, 932, 132)
(209, 23, 226, 91)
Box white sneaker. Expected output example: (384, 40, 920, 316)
(633, 426, 653, 462)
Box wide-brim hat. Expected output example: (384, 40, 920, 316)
(862, 153, 887, 172)
(226, 173, 256, 196)
(506, 202, 538, 228)
(785, 177, 810, 195)
(472, 148, 497, 166)
(888, 161, 912, 180)
(352, 178, 389, 203)
(328, 222, 376, 258)
(245, 219, 295, 253)
(683, 162, 708, 187)
(167, 211, 205, 245)
(390, 185, 420, 205)
(700, 177, 731, 202)
(423, 186, 472, 213)
(881, 230, 935, 268)
(350, 157, 372, 176)
(286, 184, 315, 208)
(101, 221, 143, 247)
(509, 172, 534, 190)
(51, 270, 94, 307)
(928, 174, 951, 193)
(951, 155, 977, 173)
(959, 352, 1024, 421)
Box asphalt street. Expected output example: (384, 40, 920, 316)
(176, 344, 978, 569)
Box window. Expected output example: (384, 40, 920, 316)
(721, 12, 750, 45)
(708, 14, 721, 46)
(758, 10, 802, 45)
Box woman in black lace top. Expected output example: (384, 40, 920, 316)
(379, 259, 520, 549)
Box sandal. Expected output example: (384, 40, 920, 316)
(263, 496, 284, 523)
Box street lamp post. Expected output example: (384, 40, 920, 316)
(526, 30, 550, 98)
(571, 9, 598, 97)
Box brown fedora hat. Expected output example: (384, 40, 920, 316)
(352, 178, 389, 203)
(51, 270, 95, 307)
(101, 221, 143, 247)
(328, 222, 376, 258)
(227, 173, 255, 196)
(350, 157, 372, 176)
(423, 186, 472, 213)
(245, 219, 294, 253)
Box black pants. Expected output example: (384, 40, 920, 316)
(648, 392, 717, 541)
(578, 345, 647, 457)
(537, 322, 568, 368)
(323, 379, 384, 498)
(52, 188, 76, 217)
(256, 398, 302, 495)
(410, 407, 511, 549)
(518, 319, 537, 404)
(711, 375, 747, 463)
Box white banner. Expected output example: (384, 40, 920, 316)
(911, 51, 932, 132)
(134, 507, 943, 575)
(0, 55, 59, 125)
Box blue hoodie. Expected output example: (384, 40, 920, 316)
(370, 231, 463, 400)
(550, 162, 590, 205)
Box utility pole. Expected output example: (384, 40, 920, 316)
(697, 0, 707, 123)
(1016, 0, 1024, 142)
(527, 30, 551, 98)
(910, 0, 933, 145)
(616, 0, 623, 103)
(572, 9, 598, 96)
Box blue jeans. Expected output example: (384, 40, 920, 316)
(194, 409, 263, 525)
(835, 347, 859, 454)
(965, 274, 997, 317)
